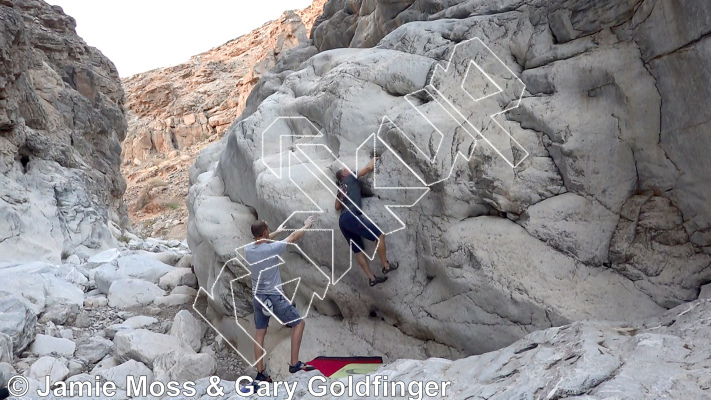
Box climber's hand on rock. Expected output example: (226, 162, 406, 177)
(304, 216, 315, 229)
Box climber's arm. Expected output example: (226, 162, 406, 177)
(284, 216, 314, 244)
(335, 186, 344, 211)
(357, 157, 376, 178)
(268, 227, 284, 240)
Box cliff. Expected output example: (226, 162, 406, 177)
(0, 0, 128, 263)
(120, 0, 327, 238)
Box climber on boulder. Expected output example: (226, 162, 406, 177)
(244, 217, 317, 382)
(335, 156, 399, 287)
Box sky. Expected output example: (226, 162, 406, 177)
(49, 0, 313, 77)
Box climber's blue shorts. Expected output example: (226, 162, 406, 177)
(338, 210, 382, 254)
(253, 293, 302, 330)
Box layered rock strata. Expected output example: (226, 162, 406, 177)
(0, 0, 129, 263)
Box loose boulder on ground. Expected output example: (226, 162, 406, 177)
(0, 333, 12, 364)
(154, 294, 192, 307)
(153, 351, 216, 383)
(27, 356, 69, 382)
(116, 255, 174, 282)
(100, 359, 153, 390)
(95, 255, 174, 295)
(147, 251, 183, 266)
(38, 303, 80, 325)
(175, 254, 193, 269)
(105, 316, 158, 339)
(158, 268, 198, 290)
(75, 337, 113, 364)
(169, 310, 206, 352)
(84, 294, 108, 309)
(171, 286, 198, 296)
(87, 249, 121, 265)
(29, 334, 76, 357)
(0, 293, 36, 356)
(113, 329, 194, 368)
(108, 279, 165, 309)
(0, 362, 16, 387)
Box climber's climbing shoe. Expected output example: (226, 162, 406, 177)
(382, 260, 399, 275)
(369, 276, 388, 287)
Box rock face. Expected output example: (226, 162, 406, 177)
(246, 299, 711, 400)
(188, 0, 711, 358)
(122, 0, 327, 162)
(312, 0, 420, 51)
(0, 0, 129, 264)
(0, 293, 36, 356)
(119, 0, 327, 239)
(113, 329, 194, 368)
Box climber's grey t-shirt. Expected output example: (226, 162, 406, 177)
(340, 174, 362, 215)
(243, 240, 287, 296)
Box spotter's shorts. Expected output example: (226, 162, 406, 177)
(253, 293, 302, 330)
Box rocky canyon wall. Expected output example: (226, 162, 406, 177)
(120, 0, 327, 238)
(121, 0, 327, 164)
(187, 0, 711, 360)
(0, 0, 128, 264)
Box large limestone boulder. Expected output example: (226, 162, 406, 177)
(94, 264, 123, 295)
(153, 293, 193, 307)
(186, 169, 257, 320)
(242, 299, 711, 399)
(86, 249, 121, 265)
(171, 286, 198, 296)
(188, 0, 711, 357)
(39, 303, 80, 326)
(90, 355, 118, 376)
